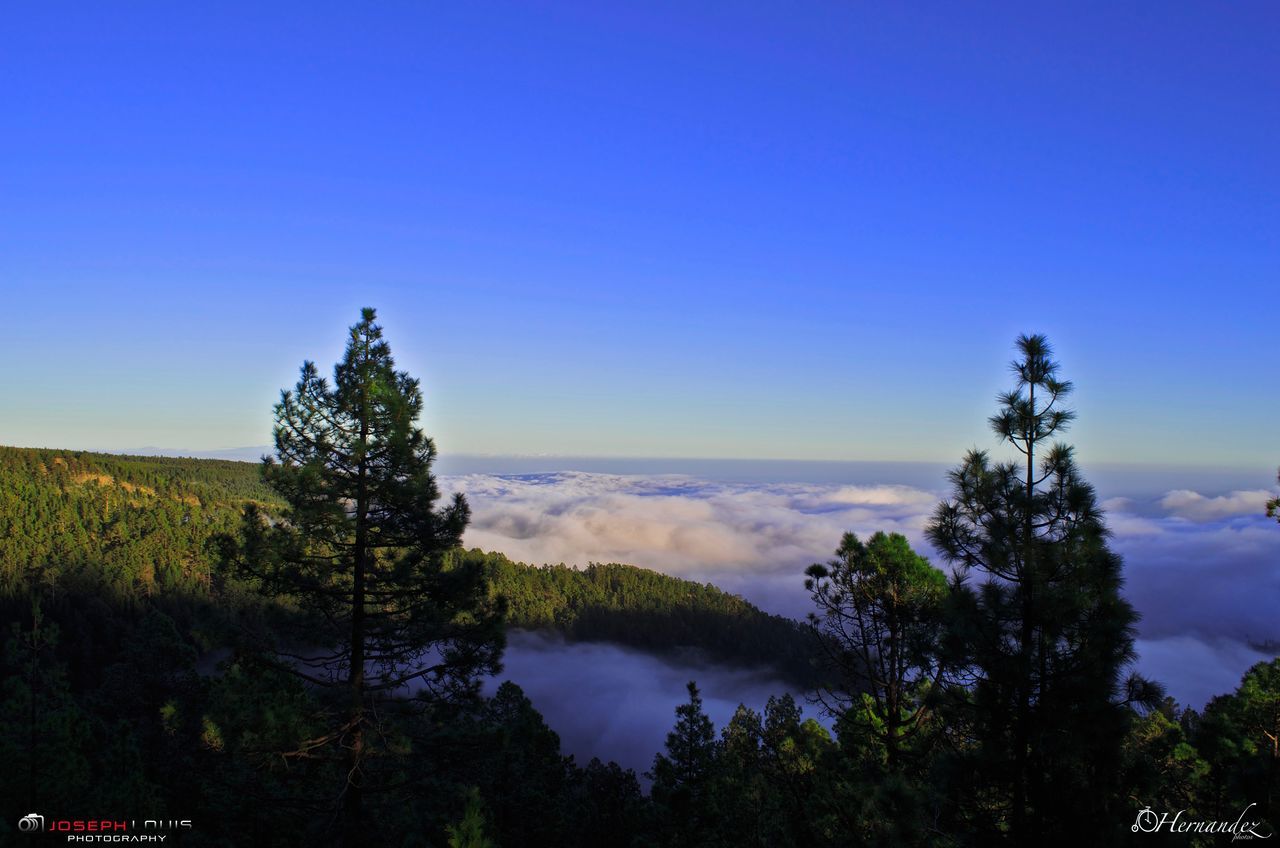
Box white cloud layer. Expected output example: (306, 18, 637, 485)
(1159, 488, 1274, 522)
(446, 472, 938, 618)
(445, 471, 1280, 709)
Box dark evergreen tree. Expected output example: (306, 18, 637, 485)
(804, 533, 951, 846)
(649, 681, 721, 847)
(713, 704, 771, 845)
(926, 334, 1144, 844)
(1195, 659, 1280, 828)
(805, 531, 948, 769)
(712, 696, 839, 848)
(477, 681, 573, 847)
(445, 788, 498, 848)
(1267, 467, 1279, 525)
(569, 757, 651, 848)
(1120, 697, 1209, 822)
(0, 601, 93, 814)
(218, 308, 504, 846)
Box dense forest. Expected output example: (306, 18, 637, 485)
(0, 446, 815, 685)
(481, 552, 820, 687)
(2, 318, 1277, 846)
(0, 442, 826, 844)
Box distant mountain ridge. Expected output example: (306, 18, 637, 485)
(104, 445, 272, 462)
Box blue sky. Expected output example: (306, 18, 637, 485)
(2, 2, 1275, 465)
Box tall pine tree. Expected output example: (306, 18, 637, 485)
(649, 682, 721, 847)
(926, 334, 1142, 844)
(222, 308, 503, 846)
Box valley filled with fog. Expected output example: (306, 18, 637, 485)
(434, 458, 1280, 771)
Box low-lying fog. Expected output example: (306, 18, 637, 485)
(484, 630, 813, 779)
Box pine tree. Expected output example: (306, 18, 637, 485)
(926, 334, 1143, 843)
(571, 758, 650, 848)
(0, 601, 94, 814)
(712, 697, 838, 848)
(446, 788, 497, 848)
(1197, 659, 1280, 826)
(1267, 468, 1279, 525)
(478, 681, 573, 847)
(805, 531, 948, 769)
(220, 308, 504, 846)
(649, 681, 720, 846)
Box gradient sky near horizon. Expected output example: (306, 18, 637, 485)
(2, 3, 1275, 466)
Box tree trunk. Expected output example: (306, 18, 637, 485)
(344, 350, 371, 848)
(1012, 380, 1036, 841)
(28, 604, 39, 811)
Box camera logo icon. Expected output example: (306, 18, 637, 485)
(18, 813, 45, 832)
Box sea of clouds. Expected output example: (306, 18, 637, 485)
(439, 462, 1279, 773)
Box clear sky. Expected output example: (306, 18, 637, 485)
(2, 2, 1275, 466)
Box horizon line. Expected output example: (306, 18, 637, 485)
(1, 442, 1271, 474)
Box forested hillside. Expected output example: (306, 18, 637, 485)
(0, 444, 819, 843)
(480, 551, 818, 685)
(0, 445, 814, 683)
(0, 447, 281, 597)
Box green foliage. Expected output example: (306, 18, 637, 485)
(712, 696, 841, 847)
(926, 334, 1144, 843)
(2, 328, 1274, 845)
(446, 788, 497, 848)
(805, 531, 948, 768)
(476, 548, 821, 686)
(217, 308, 505, 843)
(1194, 659, 1280, 827)
(0, 601, 94, 811)
(649, 682, 721, 846)
(570, 757, 652, 847)
(1122, 698, 1209, 823)
(476, 681, 574, 846)
(1267, 467, 1279, 525)
(0, 445, 280, 600)
(0, 601, 166, 825)
(0, 438, 812, 686)
(228, 308, 504, 700)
